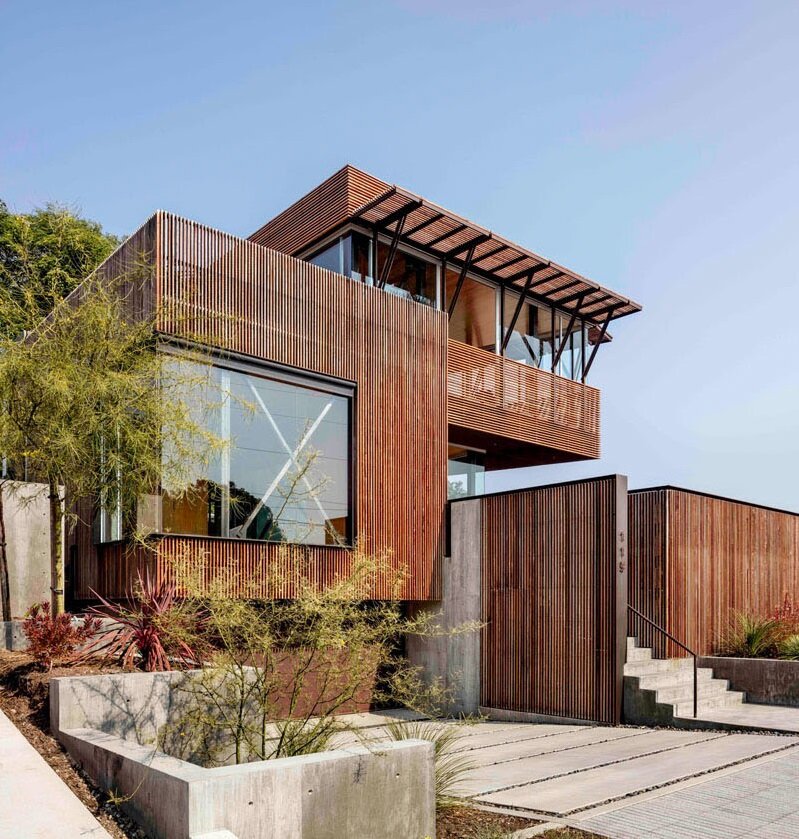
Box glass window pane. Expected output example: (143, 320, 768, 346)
(162, 363, 352, 547)
(377, 243, 437, 307)
(447, 445, 485, 499)
(502, 293, 553, 367)
(308, 239, 342, 274)
(447, 269, 497, 351)
(350, 232, 373, 283)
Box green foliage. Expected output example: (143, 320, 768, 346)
(161, 546, 462, 766)
(0, 201, 119, 337)
(0, 265, 225, 613)
(385, 719, 475, 811)
(779, 634, 799, 660)
(717, 613, 783, 658)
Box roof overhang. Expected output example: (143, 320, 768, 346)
(350, 184, 641, 324)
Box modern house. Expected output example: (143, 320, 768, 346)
(51, 164, 798, 728)
(67, 164, 641, 606)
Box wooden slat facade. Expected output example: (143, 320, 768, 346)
(478, 476, 627, 724)
(448, 341, 600, 462)
(629, 488, 799, 657)
(72, 211, 448, 602)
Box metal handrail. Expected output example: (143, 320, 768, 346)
(628, 604, 698, 719)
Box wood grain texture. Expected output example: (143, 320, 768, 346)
(248, 165, 388, 256)
(448, 341, 600, 460)
(72, 211, 448, 601)
(629, 488, 799, 656)
(477, 476, 627, 724)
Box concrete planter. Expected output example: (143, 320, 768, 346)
(50, 671, 435, 839)
(699, 656, 799, 708)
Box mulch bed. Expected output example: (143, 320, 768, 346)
(437, 805, 538, 837)
(0, 650, 144, 839)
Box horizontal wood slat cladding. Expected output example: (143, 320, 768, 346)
(156, 212, 446, 601)
(629, 488, 799, 657)
(248, 165, 389, 256)
(447, 341, 600, 459)
(479, 477, 627, 724)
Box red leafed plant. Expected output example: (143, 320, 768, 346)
(22, 602, 101, 671)
(772, 594, 799, 635)
(87, 571, 203, 672)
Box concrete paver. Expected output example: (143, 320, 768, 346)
(0, 707, 111, 839)
(684, 701, 799, 733)
(478, 732, 796, 813)
(461, 729, 723, 796)
(578, 748, 799, 838)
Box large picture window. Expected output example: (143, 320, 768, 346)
(162, 360, 353, 546)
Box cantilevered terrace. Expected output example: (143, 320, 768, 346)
(251, 165, 641, 488)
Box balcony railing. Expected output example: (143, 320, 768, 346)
(447, 341, 600, 459)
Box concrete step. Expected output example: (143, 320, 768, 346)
(624, 657, 695, 677)
(675, 691, 745, 717)
(632, 667, 716, 690)
(654, 679, 731, 705)
(626, 644, 653, 663)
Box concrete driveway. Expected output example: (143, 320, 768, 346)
(442, 721, 797, 817)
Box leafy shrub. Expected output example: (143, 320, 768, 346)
(717, 613, 782, 658)
(385, 720, 474, 810)
(87, 570, 202, 671)
(22, 602, 100, 671)
(779, 634, 799, 660)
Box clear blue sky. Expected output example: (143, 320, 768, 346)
(3, 1, 798, 510)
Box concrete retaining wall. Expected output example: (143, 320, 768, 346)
(50, 672, 435, 839)
(699, 656, 799, 708)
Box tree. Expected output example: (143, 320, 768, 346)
(0, 200, 119, 338)
(0, 268, 223, 615)
(0, 201, 120, 619)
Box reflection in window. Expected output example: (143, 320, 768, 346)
(502, 293, 553, 369)
(162, 364, 352, 546)
(446, 269, 497, 352)
(377, 243, 437, 307)
(307, 234, 374, 284)
(447, 445, 485, 499)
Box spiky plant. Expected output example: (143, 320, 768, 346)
(779, 634, 799, 660)
(717, 613, 782, 658)
(385, 720, 474, 810)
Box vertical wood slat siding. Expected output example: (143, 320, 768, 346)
(629, 489, 799, 656)
(68, 218, 159, 600)
(248, 165, 390, 256)
(76, 211, 448, 601)
(627, 490, 669, 656)
(479, 477, 626, 724)
(447, 342, 600, 459)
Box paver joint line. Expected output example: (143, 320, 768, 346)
(470, 731, 726, 797)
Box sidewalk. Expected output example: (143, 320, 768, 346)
(0, 707, 111, 838)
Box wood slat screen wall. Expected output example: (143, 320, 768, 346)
(478, 476, 627, 724)
(629, 488, 799, 657)
(448, 341, 600, 460)
(73, 211, 448, 601)
(249, 165, 389, 256)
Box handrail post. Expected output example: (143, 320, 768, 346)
(693, 654, 698, 719)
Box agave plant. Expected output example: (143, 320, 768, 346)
(385, 720, 474, 810)
(86, 570, 203, 671)
(717, 613, 782, 658)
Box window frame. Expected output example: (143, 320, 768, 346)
(155, 343, 357, 549)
